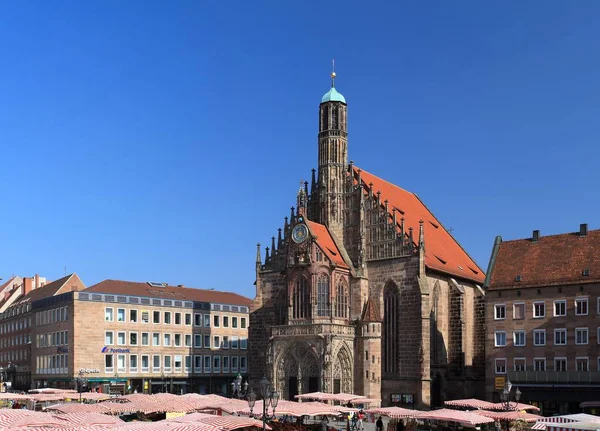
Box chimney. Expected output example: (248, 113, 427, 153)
(23, 277, 33, 295)
(532, 230, 540, 242)
(580, 223, 588, 236)
(34, 274, 40, 289)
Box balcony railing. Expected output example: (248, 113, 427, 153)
(508, 371, 600, 383)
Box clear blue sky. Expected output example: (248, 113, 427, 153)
(1, 1, 599, 298)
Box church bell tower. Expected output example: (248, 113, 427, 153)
(317, 62, 348, 240)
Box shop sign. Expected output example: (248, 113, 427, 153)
(79, 368, 100, 374)
(101, 346, 131, 354)
(494, 376, 506, 390)
(391, 393, 414, 404)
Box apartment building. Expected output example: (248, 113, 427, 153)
(0, 274, 84, 390)
(31, 280, 252, 396)
(485, 224, 600, 415)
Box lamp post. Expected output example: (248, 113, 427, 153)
(249, 376, 279, 431)
(76, 370, 88, 403)
(231, 373, 249, 399)
(499, 379, 521, 431)
(161, 372, 166, 393)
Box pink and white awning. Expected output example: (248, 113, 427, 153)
(445, 399, 496, 410)
(416, 409, 495, 427)
(367, 407, 418, 419)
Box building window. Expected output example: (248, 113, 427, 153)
(576, 357, 589, 372)
(554, 300, 567, 317)
(130, 354, 138, 373)
(117, 332, 126, 346)
(576, 328, 589, 345)
(141, 355, 149, 372)
(231, 336, 239, 349)
(383, 282, 399, 374)
(185, 355, 192, 372)
(105, 308, 114, 322)
(204, 356, 211, 372)
(194, 314, 202, 326)
(513, 331, 526, 347)
(117, 308, 125, 322)
(204, 335, 210, 348)
(153, 355, 161, 372)
(185, 313, 192, 326)
(117, 354, 126, 373)
(495, 331, 507, 347)
(141, 332, 149, 346)
(174, 334, 182, 347)
(194, 334, 202, 348)
(222, 356, 229, 372)
(175, 313, 182, 325)
(494, 304, 506, 320)
(164, 355, 172, 372)
(223, 316, 229, 328)
(232, 317, 238, 328)
(164, 333, 172, 347)
(335, 281, 349, 319)
(317, 275, 330, 317)
(240, 337, 247, 349)
(105, 354, 114, 372)
(223, 336, 229, 349)
(194, 355, 202, 372)
(495, 358, 507, 374)
(105, 331, 114, 345)
(164, 312, 171, 324)
(141, 310, 149, 324)
(514, 358, 526, 372)
(555, 357, 567, 372)
(555, 328, 567, 345)
(240, 356, 247, 371)
(212, 355, 220, 372)
(130, 332, 138, 346)
(153, 311, 161, 324)
(533, 302, 545, 318)
(231, 356, 239, 371)
(204, 315, 210, 327)
(152, 333, 160, 346)
(185, 334, 192, 347)
(533, 329, 546, 346)
(293, 276, 311, 319)
(534, 358, 546, 371)
(213, 315, 220, 327)
(575, 298, 589, 316)
(130, 309, 138, 323)
(174, 355, 183, 371)
(213, 336, 220, 349)
(241, 318, 246, 329)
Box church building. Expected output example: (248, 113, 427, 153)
(249, 70, 486, 408)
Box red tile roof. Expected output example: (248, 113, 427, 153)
(361, 297, 382, 322)
(487, 228, 600, 289)
(306, 220, 349, 269)
(85, 280, 252, 306)
(13, 273, 85, 306)
(355, 167, 484, 283)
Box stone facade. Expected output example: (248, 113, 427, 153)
(249, 76, 486, 408)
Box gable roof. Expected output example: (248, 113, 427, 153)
(306, 220, 349, 269)
(487, 228, 600, 289)
(355, 167, 484, 283)
(85, 280, 252, 307)
(361, 297, 382, 322)
(12, 273, 84, 306)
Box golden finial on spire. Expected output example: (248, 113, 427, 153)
(330, 58, 336, 87)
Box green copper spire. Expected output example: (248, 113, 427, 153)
(321, 59, 346, 104)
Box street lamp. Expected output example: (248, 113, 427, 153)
(76, 370, 88, 403)
(499, 379, 522, 431)
(231, 373, 250, 399)
(160, 372, 166, 393)
(250, 376, 279, 431)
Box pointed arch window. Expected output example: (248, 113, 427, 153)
(317, 275, 330, 317)
(293, 276, 311, 319)
(383, 282, 399, 374)
(335, 281, 349, 319)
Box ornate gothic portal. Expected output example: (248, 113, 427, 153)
(332, 344, 353, 394)
(274, 342, 321, 400)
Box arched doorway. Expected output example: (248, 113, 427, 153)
(275, 342, 321, 400)
(332, 344, 353, 394)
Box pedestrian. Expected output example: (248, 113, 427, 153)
(321, 415, 329, 431)
(357, 410, 365, 431)
(376, 416, 383, 431)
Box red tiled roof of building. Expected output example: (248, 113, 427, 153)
(85, 279, 253, 306)
(12, 273, 84, 306)
(361, 297, 382, 322)
(306, 220, 349, 269)
(355, 167, 485, 283)
(487, 227, 600, 289)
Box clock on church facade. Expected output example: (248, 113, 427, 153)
(249, 71, 486, 408)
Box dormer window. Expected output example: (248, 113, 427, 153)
(515, 275, 522, 282)
(582, 268, 590, 277)
(316, 249, 323, 262)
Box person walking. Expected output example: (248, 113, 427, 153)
(357, 410, 365, 431)
(376, 416, 384, 431)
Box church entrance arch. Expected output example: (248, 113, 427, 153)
(332, 344, 353, 394)
(275, 342, 321, 400)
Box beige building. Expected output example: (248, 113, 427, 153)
(31, 280, 251, 396)
(485, 224, 600, 415)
